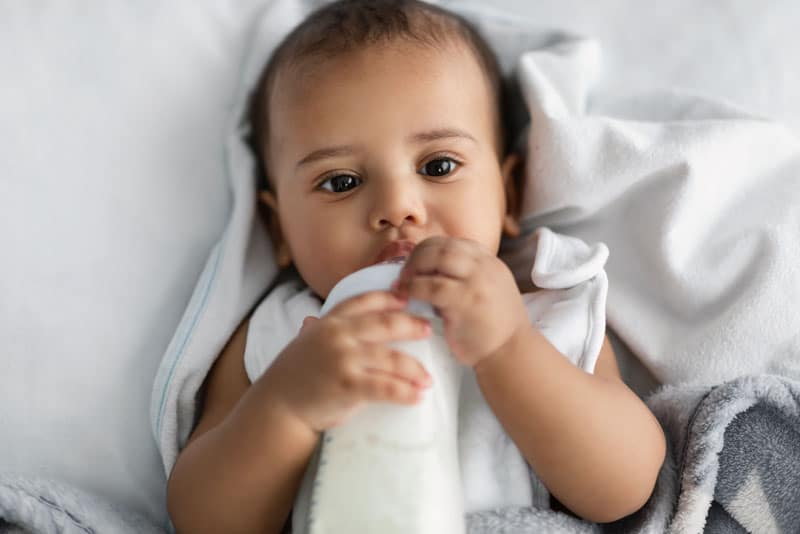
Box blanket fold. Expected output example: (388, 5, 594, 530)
(465, 374, 800, 533)
(0, 476, 163, 534)
(654, 375, 800, 534)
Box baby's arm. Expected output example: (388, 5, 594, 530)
(167, 318, 317, 534)
(474, 330, 666, 523)
(392, 236, 665, 522)
(166, 291, 433, 534)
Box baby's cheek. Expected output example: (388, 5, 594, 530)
(298, 244, 361, 298)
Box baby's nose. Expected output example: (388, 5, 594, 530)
(369, 179, 427, 230)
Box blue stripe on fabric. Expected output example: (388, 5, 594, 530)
(154, 236, 225, 438)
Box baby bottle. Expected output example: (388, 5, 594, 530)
(294, 260, 465, 534)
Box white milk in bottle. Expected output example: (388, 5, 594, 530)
(294, 259, 465, 534)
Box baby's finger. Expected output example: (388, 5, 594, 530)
(358, 374, 425, 405)
(393, 274, 461, 309)
(299, 316, 318, 332)
(362, 346, 433, 387)
(328, 290, 408, 318)
(396, 237, 476, 284)
(350, 310, 432, 344)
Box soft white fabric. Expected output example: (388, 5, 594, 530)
(457, 0, 800, 138)
(243, 227, 607, 519)
(500, 37, 800, 386)
(150, 0, 305, 476)
(242, 279, 316, 382)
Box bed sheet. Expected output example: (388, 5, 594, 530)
(489, 0, 800, 135)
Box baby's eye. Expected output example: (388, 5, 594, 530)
(419, 157, 458, 177)
(319, 174, 362, 193)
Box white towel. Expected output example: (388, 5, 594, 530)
(500, 37, 800, 387)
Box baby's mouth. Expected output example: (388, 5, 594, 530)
(378, 256, 408, 265)
(373, 240, 416, 265)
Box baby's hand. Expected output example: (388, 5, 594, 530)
(263, 291, 433, 433)
(391, 236, 529, 368)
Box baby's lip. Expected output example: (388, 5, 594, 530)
(373, 240, 416, 265)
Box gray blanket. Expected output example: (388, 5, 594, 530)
(3, 374, 797, 533)
(0, 476, 163, 534)
(467, 374, 800, 534)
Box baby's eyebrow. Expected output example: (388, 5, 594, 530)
(296, 146, 355, 169)
(295, 128, 477, 169)
(408, 128, 477, 145)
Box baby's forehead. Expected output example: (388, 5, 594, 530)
(281, 36, 491, 88)
(270, 38, 502, 127)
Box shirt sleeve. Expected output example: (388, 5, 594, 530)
(520, 227, 609, 373)
(243, 279, 321, 382)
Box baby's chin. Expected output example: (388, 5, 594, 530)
(308, 274, 349, 303)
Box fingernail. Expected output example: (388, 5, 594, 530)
(416, 374, 432, 387)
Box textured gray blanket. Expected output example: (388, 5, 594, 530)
(0, 476, 163, 534)
(466, 374, 800, 534)
(3, 375, 797, 533)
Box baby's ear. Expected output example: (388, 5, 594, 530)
(258, 190, 292, 268)
(501, 153, 523, 238)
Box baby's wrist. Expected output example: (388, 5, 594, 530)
(256, 367, 319, 436)
(473, 324, 531, 377)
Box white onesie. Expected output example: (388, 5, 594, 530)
(243, 227, 609, 514)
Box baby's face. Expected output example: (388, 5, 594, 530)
(265, 42, 514, 299)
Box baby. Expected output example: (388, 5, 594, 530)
(167, 1, 666, 532)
